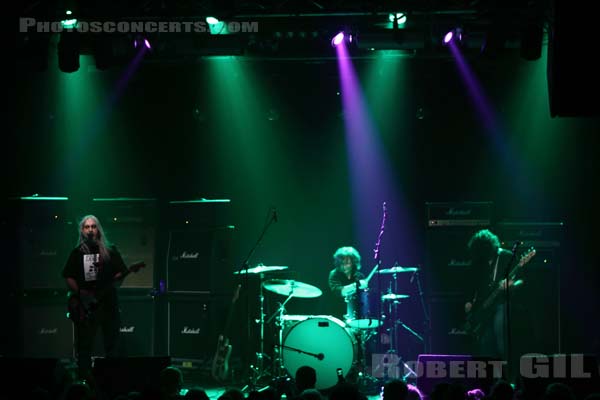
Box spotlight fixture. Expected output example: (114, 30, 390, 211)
(134, 36, 152, 50)
(443, 28, 463, 45)
(388, 13, 407, 25)
(331, 32, 345, 47)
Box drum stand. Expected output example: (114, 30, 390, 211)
(246, 272, 273, 388)
(384, 272, 421, 380)
(268, 292, 295, 378)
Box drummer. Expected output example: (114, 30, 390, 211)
(328, 246, 367, 303)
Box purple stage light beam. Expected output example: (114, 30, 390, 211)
(335, 41, 417, 264)
(446, 40, 537, 204)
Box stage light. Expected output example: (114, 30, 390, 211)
(206, 16, 219, 25)
(443, 31, 454, 44)
(134, 36, 152, 50)
(61, 11, 77, 30)
(388, 13, 407, 25)
(443, 28, 463, 45)
(331, 32, 345, 47)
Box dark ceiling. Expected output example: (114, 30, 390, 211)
(17, 0, 550, 63)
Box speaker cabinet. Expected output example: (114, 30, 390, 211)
(21, 292, 74, 358)
(497, 222, 563, 354)
(425, 228, 480, 297)
(428, 295, 475, 355)
(103, 225, 156, 288)
(91, 198, 158, 289)
(424, 202, 493, 297)
(18, 223, 72, 289)
(168, 294, 211, 360)
(92, 295, 155, 357)
(166, 226, 234, 294)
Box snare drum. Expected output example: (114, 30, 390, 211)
(282, 315, 357, 390)
(345, 289, 382, 329)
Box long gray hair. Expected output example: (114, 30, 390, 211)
(78, 214, 111, 261)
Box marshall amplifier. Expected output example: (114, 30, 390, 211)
(497, 222, 563, 354)
(166, 226, 235, 293)
(425, 202, 493, 297)
(167, 199, 232, 229)
(102, 224, 156, 288)
(496, 222, 564, 268)
(21, 291, 73, 358)
(427, 202, 494, 227)
(12, 197, 73, 290)
(91, 198, 158, 225)
(91, 198, 158, 289)
(92, 295, 155, 357)
(18, 223, 73, 289)
(167, 294, 213, 360)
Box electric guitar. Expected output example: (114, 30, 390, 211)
(67, 260, 146, 322)
(211, 284, 242, 382)
(463, 247, 536, 338)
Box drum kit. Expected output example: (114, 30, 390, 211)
(234, 263, 423, 390)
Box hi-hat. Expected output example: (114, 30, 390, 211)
(381, 293, 410, 301)
(263, 279, 322, 298)
(378, 266, 419, 274)
(233, 265, 288, 275)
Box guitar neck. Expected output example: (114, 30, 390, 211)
(481, 256, 527, 308)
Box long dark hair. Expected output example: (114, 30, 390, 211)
(333, 246, 362, 273)
(467, 229, 500, 267)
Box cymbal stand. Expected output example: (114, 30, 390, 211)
(268, 292, 294, 377)
(252, 272, 271, 383)
(386, 272, 419, 380)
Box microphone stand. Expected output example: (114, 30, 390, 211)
(413, 267, 430, 353)
(237, 208, 277, 390)
(504, 242, 519, 382)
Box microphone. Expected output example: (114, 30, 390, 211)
(317, 353, 324, 360)
(85, 232, 95, 243)
(497, 248, 513, 256)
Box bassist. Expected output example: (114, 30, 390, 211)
(465, 229, 524, 359)
(62, 215, 144, 383)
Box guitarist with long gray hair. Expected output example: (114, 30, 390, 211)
(62, 215, 145, 383)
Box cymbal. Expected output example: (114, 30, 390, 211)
(378, 266, 419, 274)
(262, 279, 323, 298)
(233, 265, 288, 275)
(381, 293, 410, 301)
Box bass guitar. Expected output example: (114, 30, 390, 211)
(463, 247, 536, 338)
(211, 284, 242, 382)
(67, 260, 146, 322)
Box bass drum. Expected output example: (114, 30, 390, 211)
(282, 315, 357, 390)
